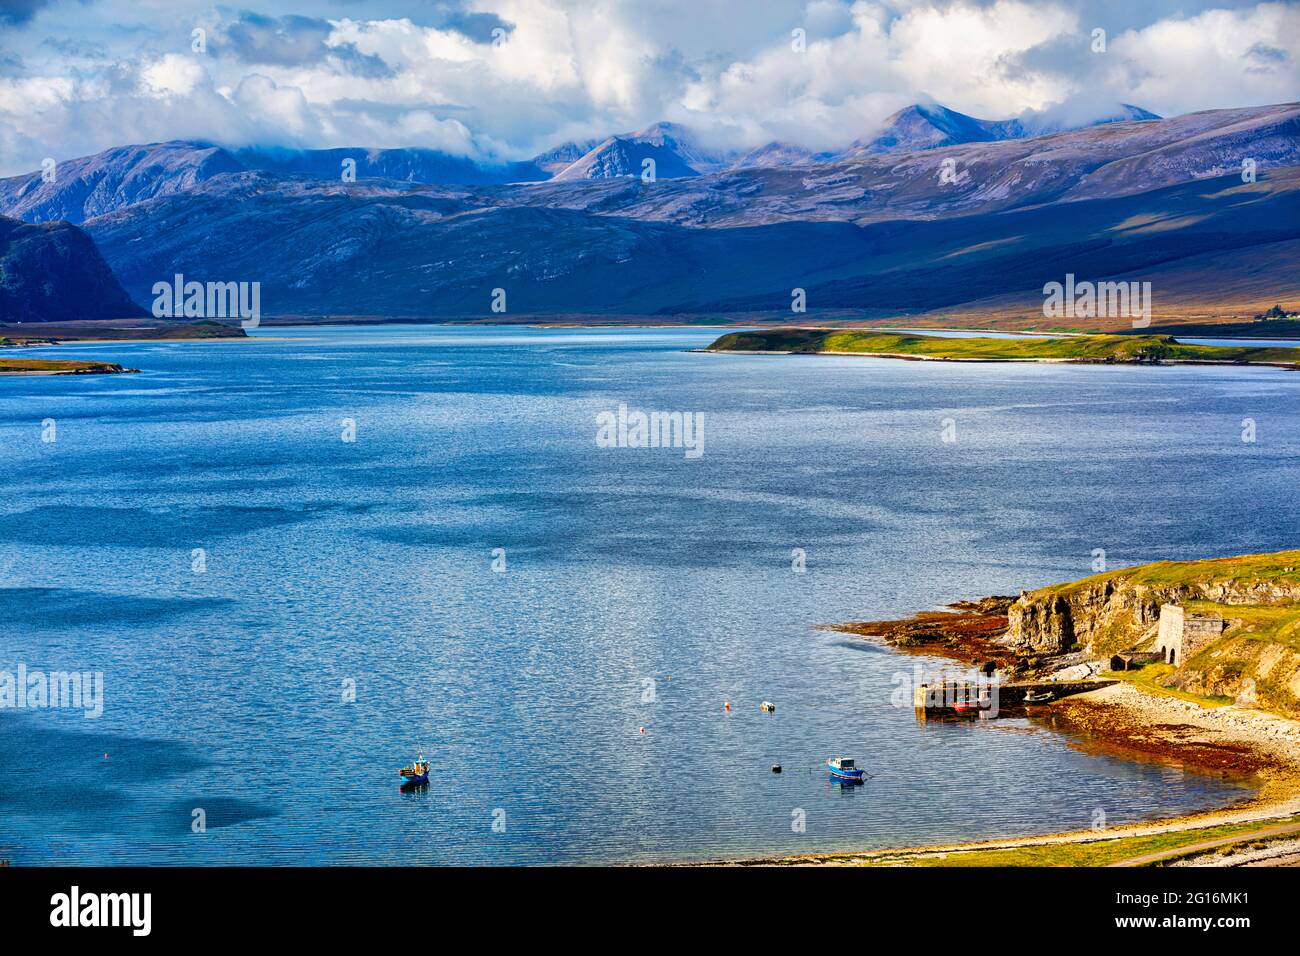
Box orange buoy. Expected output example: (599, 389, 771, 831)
(724, 701, 731, 712)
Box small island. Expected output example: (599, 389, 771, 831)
(705, 329, 1300, 367)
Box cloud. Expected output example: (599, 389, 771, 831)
(221, 12, 334, 66)
(1102, 3, 1299, 113)
(218, 11, 393, 77)
(678, 1, 1080, 149)
(0, 0, 1296, 176)
(0, 0, 55, 26)
(139, 53, 207, 97)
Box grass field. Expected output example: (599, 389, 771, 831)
(706, 330, 1300, 365)
(1041, 550, 1300, 600)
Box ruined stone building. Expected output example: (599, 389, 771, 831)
(1155, 604, 1227, 666)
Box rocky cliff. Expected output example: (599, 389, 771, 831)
(1003, 552, 1300, 718)
(1006, 557, 1300, 655)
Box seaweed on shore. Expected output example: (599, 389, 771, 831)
(830, 596, 1015, 667)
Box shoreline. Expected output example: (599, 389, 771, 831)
(700, 667, 1300, 867)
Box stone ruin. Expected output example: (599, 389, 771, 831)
(1155, 603, 1226, 667)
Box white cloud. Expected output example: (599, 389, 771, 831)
(0, 0, 1295, 175)
(1105, 3, 1300, 115)
(887, 0, 1078, 113)
(139, 53, 208, 98)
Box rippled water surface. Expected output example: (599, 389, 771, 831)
(2, 325, 1297, 865)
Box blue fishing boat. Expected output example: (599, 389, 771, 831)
(398, 753, 430, 787)
(827, 757, 864, 781)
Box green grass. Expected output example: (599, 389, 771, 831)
(861, 819, 1293, 867)
(1110, 663, 1234, 707)
(706, 330, 1300, 365)
(1037, 550, 1300, 599)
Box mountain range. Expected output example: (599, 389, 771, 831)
(842, 102, 1159, 156)
(0, 101, 1166, 225)
(0, 100, 1296, 325)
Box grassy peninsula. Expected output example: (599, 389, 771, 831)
(0, 357, 137, 375)
(705, 329, 1300, 366)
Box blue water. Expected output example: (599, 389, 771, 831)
(2, 324, 1296, 865)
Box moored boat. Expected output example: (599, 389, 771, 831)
(398, 753, 430, 786)
(827, 757, 864, 780)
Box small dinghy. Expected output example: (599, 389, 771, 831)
(398, 753, 430, 787)
(1023, 690, 1053, 705)
(827, 757, 864, 781)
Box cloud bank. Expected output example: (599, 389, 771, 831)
(0, 0, 1296, 174)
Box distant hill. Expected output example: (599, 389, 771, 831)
(730, 141, 817, 169)
(531, 139, 602, 175)
(996, 103, 1161, 138)
(552, 135, 700, 181)
(4, 101, 1295, 326)
(672, 169, 1300, 315)
(82, 163, 1300, 320)
(0, 215, 144, 322)
(0, 142, 243, 225)
(520, 103, 1298, 228)
(0, 141, 545, 225)
(551, 123, 719, 180)
(841, 102, 1161, 157)
(231, 145, 547, 186)
(845, 103, 998, 155)
(551, 122, 825, 179)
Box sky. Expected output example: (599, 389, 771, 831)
(0, 0, 1296, 174)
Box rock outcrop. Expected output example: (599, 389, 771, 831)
(0, 215, 144, 322)
(1005, 561, 1300, 656)
(1171, 638, 1300, 717)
